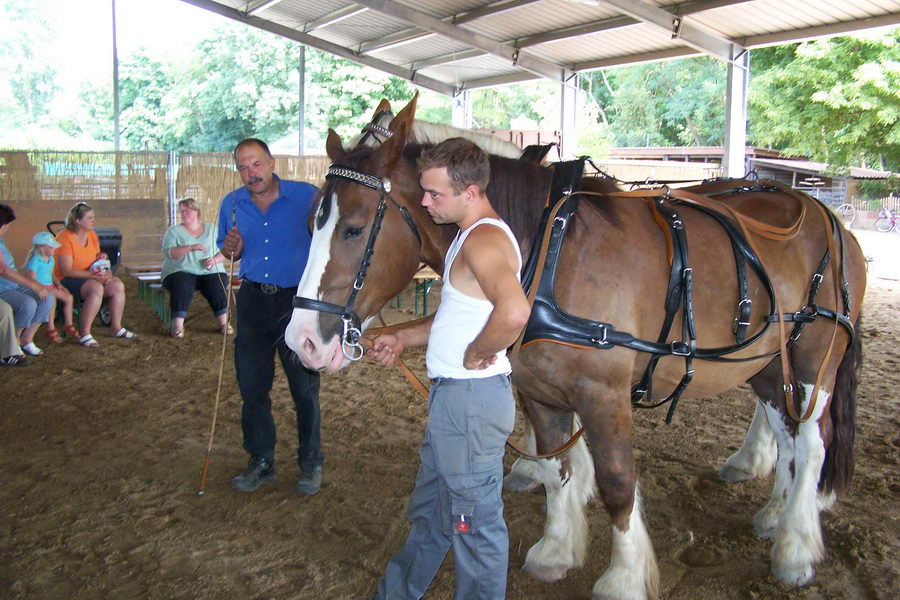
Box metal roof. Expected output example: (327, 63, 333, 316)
(181, 0, 900, 96)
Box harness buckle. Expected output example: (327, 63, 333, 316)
(590, 325, 608, 346)
(670, 341, 692, 356)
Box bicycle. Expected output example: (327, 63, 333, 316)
(874, 208, 900, 234)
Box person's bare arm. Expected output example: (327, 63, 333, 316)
(57, 254, 109, 283)
(368, 315, 435, 366)
(461, 227, 530, 370)
(0, 257, 48, 299)
(168, 243, 206, 260)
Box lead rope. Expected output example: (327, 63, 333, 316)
(197, 200, 238, 496)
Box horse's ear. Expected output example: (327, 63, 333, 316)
(373, 98, 392, 114)
(374, 118, 410, 172)
(389, 91, 419, 135)
(325, 129, 346, 162)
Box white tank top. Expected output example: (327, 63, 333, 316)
(426, 218, 522, 379)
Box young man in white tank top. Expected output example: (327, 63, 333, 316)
(368, 138, 530, 600)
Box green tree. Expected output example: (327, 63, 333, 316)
(749, 33, 900, 171)
(580, 57, 727, 147)
(0, 0, 60, 129)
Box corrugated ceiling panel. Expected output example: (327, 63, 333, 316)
(423, 53, 532, 84)
(375, 36, 477, 67)
(463, 1, 622, 42)
(692, 0, 893, 38)
(534, 23, 687, 65)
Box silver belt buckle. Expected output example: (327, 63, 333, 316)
(260, 283, 278, 295)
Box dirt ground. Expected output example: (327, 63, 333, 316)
(1, 229, 897, 600)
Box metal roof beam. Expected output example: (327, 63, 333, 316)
(601, 0, 744, 64)
(353, 0, 572, 84)
(245, 0, 287, 17)
(358, 0, 540, 55)
(413, 49, 483, 71)
(304, 5, 368, 33)
(574, 47, 698, 71)
(741, 13, 900, 48)
(179, 0, 457, 96)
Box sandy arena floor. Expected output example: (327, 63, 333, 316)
(1, 229, 897, 599)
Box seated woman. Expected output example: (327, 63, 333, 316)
(0, 204, 54, 356)
(55, 202, 135, 347)
(161, 197, 231, 338)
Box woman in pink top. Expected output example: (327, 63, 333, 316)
(55, 202, 135, 347)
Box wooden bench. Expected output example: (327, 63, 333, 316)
(134, 272, 162, 304)
(413, 267, 440, 316)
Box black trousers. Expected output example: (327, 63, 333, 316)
(162, 271, 229, 319)
(234, 282, 322, 471)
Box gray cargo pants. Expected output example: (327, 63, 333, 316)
(375, 374, 515, 600)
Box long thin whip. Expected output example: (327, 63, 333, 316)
(197, 200, 237, 496)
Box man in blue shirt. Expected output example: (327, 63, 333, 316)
(218, 138, 323, 495)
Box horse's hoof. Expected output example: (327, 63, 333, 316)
(504, 471, 541, 493)
(718, 464, 755, 483)
(753, 505, 781, 539)
(773, 563, 814, 587)
(522, 561, 569, 583)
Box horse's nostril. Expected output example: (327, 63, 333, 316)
(303, 338, 316, 355)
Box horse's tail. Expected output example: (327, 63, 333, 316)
(819, 317, 862, 499)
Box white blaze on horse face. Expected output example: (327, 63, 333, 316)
(285, 190, 347, 372)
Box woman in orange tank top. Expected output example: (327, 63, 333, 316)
(55, 203, 136, 347)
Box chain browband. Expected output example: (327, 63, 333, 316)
(362, 123, 393, 139)
(293, 164, 421, 362)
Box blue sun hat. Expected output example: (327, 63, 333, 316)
(32, 231, 61, 248)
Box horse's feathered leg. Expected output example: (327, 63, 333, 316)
(520, 399, 596, 583)
(765, 382, 831, 586)
(581, 397, 659, 600)
(719, 398, 777, 482)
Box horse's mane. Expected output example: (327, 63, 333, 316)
(340, 142, 617, 256)
(411, 121, 523, 159)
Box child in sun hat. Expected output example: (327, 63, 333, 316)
(22, 231, 76, 344)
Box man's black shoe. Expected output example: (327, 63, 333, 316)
(231, 457, 276, 492)
(295, 465, 322, 496)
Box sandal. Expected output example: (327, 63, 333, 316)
(171, 328, 184, 339)
(78, 334, 99, 348)
(45, 328, 62, 343)
(62, 324, 79, 339)
(21, 342, 44, 356)
(113, 328, 136, 339)
(221, 324, 234, 335)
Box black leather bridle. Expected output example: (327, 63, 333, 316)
(292, 164, 421, 361)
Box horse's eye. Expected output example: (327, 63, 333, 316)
(315, 202, 328, 230)
(344, 226, 363, 240)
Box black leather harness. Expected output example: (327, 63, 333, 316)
(519, 176, 855, 422)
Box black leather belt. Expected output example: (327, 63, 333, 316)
(246, 280, 296, 295)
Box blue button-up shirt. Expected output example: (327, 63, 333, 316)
(217, 174, 317, 288)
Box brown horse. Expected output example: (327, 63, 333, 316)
(284, 97, 865, 599)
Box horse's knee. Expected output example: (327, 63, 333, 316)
(596, 471, 636, 524)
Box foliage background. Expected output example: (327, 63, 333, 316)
(0, 0, 897, 189)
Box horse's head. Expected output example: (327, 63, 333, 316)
(286, 96, 432, 372)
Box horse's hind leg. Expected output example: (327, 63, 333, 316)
(520, 399, 597, 583)
(719, 398, 777, 482)
(763, 382, 831, 586)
